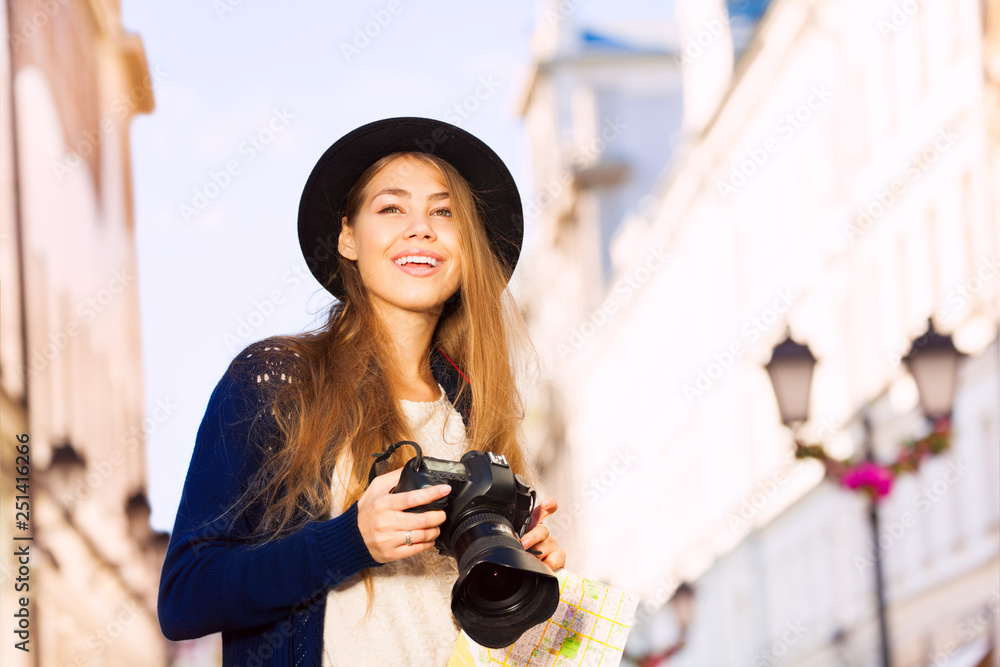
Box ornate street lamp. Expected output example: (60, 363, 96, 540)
(902, 318, 965, 421)
(764, 332, 817, 427)
(765, 332, 893, 667)
(763, 321, 964, 667)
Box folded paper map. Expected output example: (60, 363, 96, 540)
(448, 570, 638, 667)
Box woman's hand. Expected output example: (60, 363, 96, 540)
(357, 468, 452, 564)
(520, 497, 566, 571)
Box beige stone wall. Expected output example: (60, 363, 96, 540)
(0, 1, 171, 665)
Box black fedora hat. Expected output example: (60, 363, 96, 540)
(297, 116, 524, 302)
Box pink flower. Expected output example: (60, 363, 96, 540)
(840, 462, 894, 498)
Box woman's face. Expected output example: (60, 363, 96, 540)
(338, 155, 462, 317)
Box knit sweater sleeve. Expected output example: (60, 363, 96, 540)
(157, 347, 382, 642)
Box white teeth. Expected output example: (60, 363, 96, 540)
(394, 255, 441, 267)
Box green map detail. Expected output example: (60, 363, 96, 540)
(559, 633, 582, 659)
(582, 580, 601, 600)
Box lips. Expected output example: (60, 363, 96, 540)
(391, 248, 444, 262)
(391, 249, 445, 277)
(392, 256, 444, 277)
(394, 261, 442, 277)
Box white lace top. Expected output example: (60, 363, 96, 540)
(321, 382, 468, 667)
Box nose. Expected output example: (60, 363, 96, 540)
(402, 211, 437, 240)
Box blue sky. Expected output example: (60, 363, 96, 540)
(121, 0, 676, 532)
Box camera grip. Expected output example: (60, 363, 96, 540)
(402, 496, 449, 514)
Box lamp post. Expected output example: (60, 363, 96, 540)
(859, 412, 892, 667)
(764, 322, 963, 667)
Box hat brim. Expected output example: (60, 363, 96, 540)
(297, 116, 524, 301)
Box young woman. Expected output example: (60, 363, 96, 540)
(157, 117, 566, 666)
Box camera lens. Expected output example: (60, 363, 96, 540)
(449, 510, 560, 648)
(464, 564, 535, 613)
(477, 566, 519, 602)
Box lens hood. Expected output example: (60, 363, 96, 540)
(452, 531, 560, 648)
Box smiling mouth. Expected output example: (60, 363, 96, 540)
(393, 256, 444, 276)
(393, 256, 442, 268)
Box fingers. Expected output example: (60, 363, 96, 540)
(521, 523, 550, 551)
(401, 526, 442, 548)
(357, 468, 452, 564)
(528, 496, 558, 532)
(361, 515, 443, 563)
(386, 484, 452, 511)
(521, 502, 567, 571)
(543, 547, 566, 571)
(526, 533, 566, 571)
(538, 497, 558, 521)
(367, 529, 438, 563)
(368, 467, 402, 493)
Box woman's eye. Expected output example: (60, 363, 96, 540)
(377, 204, 449, 216)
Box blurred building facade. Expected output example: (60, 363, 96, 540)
(513, 1, 686, 518)
(519, 0, 1000, 665)
(0, 1, 179, 665)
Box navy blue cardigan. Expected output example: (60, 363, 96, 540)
(157, 339, 472, 666)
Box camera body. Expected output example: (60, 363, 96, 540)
(382, 444, 560, 648)
(393, 450, 536, 554)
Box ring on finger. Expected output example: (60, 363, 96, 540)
(405, 530, 412, 547)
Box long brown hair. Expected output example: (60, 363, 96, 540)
(216, 150, 538, 609)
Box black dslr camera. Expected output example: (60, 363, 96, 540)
(368, 441, 560, 648)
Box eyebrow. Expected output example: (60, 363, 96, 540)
(371, 187, 450, 202)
